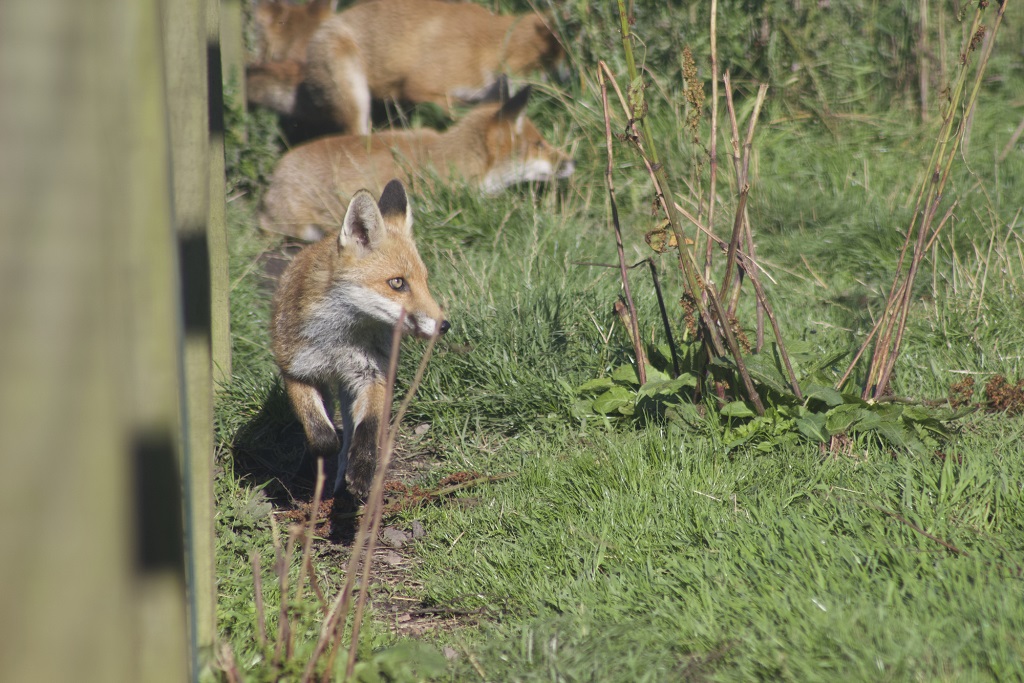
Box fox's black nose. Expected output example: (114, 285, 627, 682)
(439, 320, 451, 335)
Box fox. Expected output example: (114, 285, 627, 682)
(253, 0, 334, 63)
(301, 0, 566, 134)
(247, 0, 333, 132)
(259, 86, 575, 241)
(271, 179, 450, 501)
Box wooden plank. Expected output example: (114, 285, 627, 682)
(220, 0, 248, 105)
(158, 0, 218, 668)
(208, 0, 233, 385)
(0, 0, 189, 680)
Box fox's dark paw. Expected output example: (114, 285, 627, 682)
(330, 485, 361, 515)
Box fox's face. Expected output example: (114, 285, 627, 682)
(334, 181, 449, 339)
(255, 0, 332, 61)
(480, 86, 575, 195)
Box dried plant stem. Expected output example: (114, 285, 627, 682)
(711, 75, 799, 396)
(295, 459, 326, 610)
(719, 180, 749, 305)
(575, 257, 682, 377)
(734, 250, 803, 399)
(267, 512, 289, 669)
(704, 0, 720, 281)
(918, 0, 929, 123)
(854, 1, 1006, 399)
(302, 312, 439, 682)
(217, 643, 244, 683)
(647, 259, 681, 377)
(599, 66, 647, 384)
(599, 50, 763, 413)
(342, 321, 438, 678)
(342, 318, 406, 680)
(718, 75, 767, 318)
(250, 550, 267, 649)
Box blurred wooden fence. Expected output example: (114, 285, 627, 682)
(0, 0, 245, 679)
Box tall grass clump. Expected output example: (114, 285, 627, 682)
(570, 0, 1017, 459)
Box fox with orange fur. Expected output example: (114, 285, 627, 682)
(253, 0, 333, 63)
(271, 179, 450, 500)
(248, 0, 565, 135)
(247, 0, 333, 126)
(260, 86, 574, 241)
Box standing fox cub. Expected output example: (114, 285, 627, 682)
(271, 179, 449, 500)
(250, 0, 564, 134)
(260, 86, 575, 241)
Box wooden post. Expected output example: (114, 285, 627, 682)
(158, 0, 218, 670)
(220, 0, 248, 105)
(0, 0, 189, 680)
(208, 0, 233, 384)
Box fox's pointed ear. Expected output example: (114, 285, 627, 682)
(495, 85, 531, 123)
(377, 179, 413, 235)
(339, 190, 385, 255)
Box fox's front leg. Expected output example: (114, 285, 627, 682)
(283, 374, 341, 474)
(341, 378, 387, 500)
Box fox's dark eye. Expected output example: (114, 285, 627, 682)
(387, 277, 408, 292)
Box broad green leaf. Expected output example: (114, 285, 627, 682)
(665, 402, 703, 426)
(643, 364, 671, 383)
(825, 404, 869, 433)
(721, 401, 756, 418)
(873, 420, 928, 455)
(577, 377, 615, 394)
(803, 382, 845, 407)
(741, 350, 792, 395)
(796, 413, 829, 442)
(647, 344, 676, 373)
(611, 364, 640, 386)
(638, 374, 698, 398)
(592, 386, 636, 414)
(904, 414, 952, 439)
(803, 349, 849, 376)
(851, 409, 883, 432)
(901, 405, 934, 422)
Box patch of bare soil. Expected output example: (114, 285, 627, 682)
(264, 422, 499, 637)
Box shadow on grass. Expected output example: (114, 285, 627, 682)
(229, 379, 361, 544)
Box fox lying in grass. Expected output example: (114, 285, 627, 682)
(247, 0, 565, 135)
(259, 86, 575, 241)
(271, 179, 449, 500)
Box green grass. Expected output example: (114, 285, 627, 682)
(215, 1, 1024, 679)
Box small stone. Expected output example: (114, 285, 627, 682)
(411, 520, 426, 539)
(381, 526, 412, 548)
(442, 646, 459, 661)
(379, 550, 404, 566)
(414, 423, 431, 436)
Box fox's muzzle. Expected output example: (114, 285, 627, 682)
(408, 316, 451, 339)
